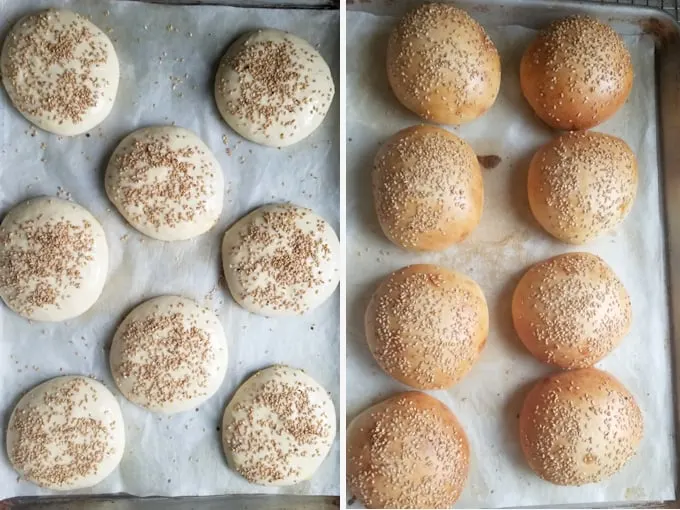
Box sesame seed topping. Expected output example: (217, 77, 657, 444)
(528, 131, 637, 244)
(513, 252, 631, 368)
(222, 204, 339, 316)
(222, 365, 335, 486)
(520, 368, 643, 486)
(7, 376, 124, 490)
(215, 29, 334, 147)
(0, 9, 119, 135)
(366, 264, 488, 389)
(386, 3, 500, 123)
(348, 391, 469, 509)
(373, 125, 483, 250)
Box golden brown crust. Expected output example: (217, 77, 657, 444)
(365, 264, 488, 389)
(386, 3, 500, 124)
(527, 131, 637, 244)
(520, 16, 633, 130)
(512, 253, 631, 368)
(519, 368, 643, 486)
(347, 391, 470, 509)
(372, 125, 483, 251)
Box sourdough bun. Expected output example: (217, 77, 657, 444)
(512, 252, 631, 368)
(347, 391, 469, 509)
(373, 125, 483, 251)
(386, 3, 500, 124)
(528, 131, 637, 244)
(520, 368, 643, 485)
(520, 16, 633, 130)
(365, 264, 488, 389)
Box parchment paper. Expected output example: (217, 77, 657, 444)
(0, 0, 339, 499)
(346, 9, 675, 509)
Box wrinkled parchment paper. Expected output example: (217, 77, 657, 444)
(0, 0, 339, 499)
(346, 8, 675, 508)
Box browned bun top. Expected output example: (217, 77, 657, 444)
(372, 125, 483, 251)
(365, 264, 488, 389)
(512, 252, 631, 369)
(520, 15, 633, 130)
(386, 3, 501, 124)
(347, 391, 470, 509)
(528, 131, 637, 244)
(519, 368, 643, 486)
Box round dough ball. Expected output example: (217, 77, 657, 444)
(519, 368, 643, 485)
(386, 3, 500, 124)
(513, 252, 631, 369)
(365, 264, 488, 389)
(348, 391, 469, 509)
(105, 126, 224, 241)
(528, 131, 637, 244)
(222, 203, 339, 317)
(373, 125, 483, 251)
(0, 196, 108, 322)
(222, 365, 336, 486)
(6, 376, 125, 490)
(215, 29, 334, 147)
(110, 295, 228, 414)
(1, 9, 119, 136)
(520, 16, 632, 130)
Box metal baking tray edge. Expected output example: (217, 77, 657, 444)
(0, 0, 340, 509)
(348, 0, 680, 508)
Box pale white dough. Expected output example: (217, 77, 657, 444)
(0, 196, 109, 322)
(6, 376, 125, 490)
(105, 126, 225, 241)
(214, 29, 334, 147)
(1, 9, 119, 136)
(222, 203, 340, 317)
(110, 295, 228, 414)
(222, 365, 336, 486)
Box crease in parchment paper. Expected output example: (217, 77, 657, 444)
(0, 0, 339, 499)
(346, 12, 674, 508)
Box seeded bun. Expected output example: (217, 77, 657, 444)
(386, 3, 500, 124)
(528, 131, 637, 244)
(222, 365, 336, 486)
(0, 197, 108, 322)
(373, 125, 483, 251)
(1, 9, 119, 136)
(110, 295, 228, 414)
(365, 264, 488, 389)
(215, 29, 334, 147)
(347, 391, 469, 509)
(513, 253, 631, 369)
(520, 16, 633, 130)
(520, 368, 643, 486)
(7, 376, 125, 490)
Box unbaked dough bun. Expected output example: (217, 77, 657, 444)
(1, 9, 119, 136)
(0, 196, 108, 322)
(520, 16, 633, 130)
(105, 126, 224, 241)
(222, 365, 336, 486)
(347, 391, 469, 509)
(386, 3, 500, 124)
(513, 252, 631, 369)
(365, 264, 488, 389)
(6, 376, 125, 490)
(222, 203, 339, 317)
(373, 125, 483, 251)
(519, 368, 643, 486)
(215, 29, 334, 147)
(528, 131, 637, 244)
(110, 295, 228, 414)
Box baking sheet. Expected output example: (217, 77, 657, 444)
(346, 9, 675, 508)
(0, 0, 339, 499)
